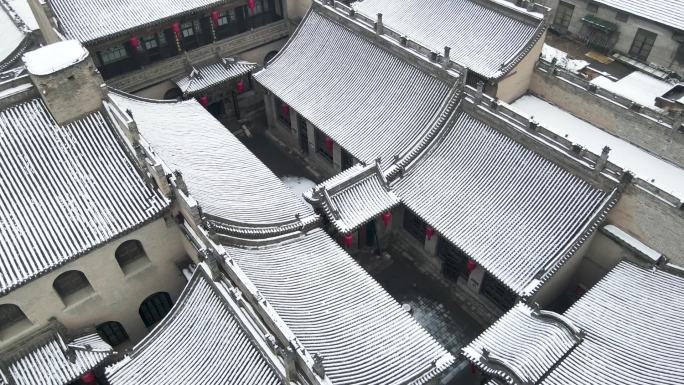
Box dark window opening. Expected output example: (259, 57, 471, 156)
(438, 239, 469, 280)
(115, 240, 149, 274)
(53, 271, 94, 306)
(481, 273, 517, 310)
(139, 292, 173, 329)
(96, 321, 129, 347)
(297, 113, 309, 154)
(629, 28, 658, 61)
(402, 208, 427, 243)
(274, 96, 291, 126)
(615, 11, 629, 22)
(245, 0, 284, 29)
(586, 2, 598, 13)
(341, 149, 355, 170)
(264, 50, 278, 65)
(0, 304, 31, 339)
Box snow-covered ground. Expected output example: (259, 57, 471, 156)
(281, 176, 316, 205)
(591, 71, 672, 111)
(512, 95, 684, 200)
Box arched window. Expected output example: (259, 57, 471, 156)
(263, 50, 278, 65)
(0, 304, 31, 339)
(96, 321, 129, 347)
(53, 271, 94, 306)
(163, 87, 183, 100)
(139, 292, 173, 329)
(115, 240, 149, 274)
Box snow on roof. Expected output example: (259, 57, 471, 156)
(593, 0, 684, 31)
(352, 0, 545, 79)
(466, 261, 684, 385)
(511, 95, 684, 200)
(305, 163, 400, 234)
(0, 330, 113, 385)
(591, 71, 673, 111)
(394, 111, 612, 296)
(0, 98, 168, 294)
(174, 58, 257, 96)
(462, 303, 581, 385)
(109, 92, 314, 231)
(0, 3, 26, 66)
(601, 224, 664, 264)
(106, 266, 283, 385)
(254, 8, 451, 167)
(541, 44, 589, 74)
(22, 40, 89, 76)
(49, 0, 225, 43)
(225, 228, 454, 384)
(4, 0, 38, 30)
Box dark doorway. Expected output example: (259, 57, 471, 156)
(365, 220, 377, 248)
(208, 101, 225, 119)
(297, 114, 308, 154)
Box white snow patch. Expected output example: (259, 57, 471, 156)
(6, 0, 38, 30)
(281, 176, 316, 204)
(0, 82, 32, 99)
(591, 71, 672, 110)
(23, 40, 89, 76)
(0, 6, 25, 64)
(541, 44, 589, 73)
(602, 225, 663, 263)
(511, 95, 684, 200)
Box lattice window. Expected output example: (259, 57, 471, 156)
(96, 321, 129, 347)
(139, 292, 173, 328)
(629, 28, 658, 61)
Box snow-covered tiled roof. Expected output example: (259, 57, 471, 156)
(462, 303, 581, 385)
(592, 0, 684, 31)
(109, 92, 314, 233)
(305, 163, 400, 234)
(464, 261, 684, 385)
(106, 266, 283, 385)
(395, 112, 615, 296)
(225, 228, 454, 385)
(0, 331, 113, 385)
(0, 0, 28, 70)
(352, 0, 546, 79)
(0, 99, 168, 294)
(49, 0, 227, 43)
(174, 58, 257, 96)
(254, 8, 452, 166)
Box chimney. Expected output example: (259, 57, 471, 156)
(23, 40, 105, 125)
(376, 13, 383, 35)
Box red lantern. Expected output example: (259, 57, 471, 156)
(248, 0, 256, 11)
(211, 10, 220, 26)
(381, 211, 392, 226)
(198, 95, 209, 107)
(466, 259, 478, 274)
(81, 372, 97, 385)
(280, 103, 289, 117)
(129, 36, 140, 51)
(425, 226, 435, 240)
(324, 136, 334, 152)
(236, 80, 245, 94)
(171, 22, 181, 35)
(343, 233, 354, 248)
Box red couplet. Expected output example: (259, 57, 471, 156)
(381, 211, 392, 226)
(425, 226, 435, 240)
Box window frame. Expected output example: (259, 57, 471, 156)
(99, 45, 128, 65)
(629, 28, 658, 61)
(139, 292, 174, 329)
(553, 1, 575, 28)
(586, 2, 599, 13)
(96, 321, 129, 347)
